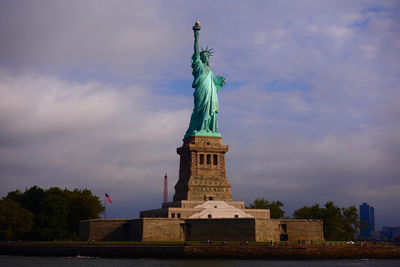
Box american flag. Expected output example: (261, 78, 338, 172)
(105, 193, 112, 203)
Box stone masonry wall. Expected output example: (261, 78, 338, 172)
(174, 136, 232, 202)
(255, 219, 281, 241)
(79, 218, 324, 242)
(78, 221, 90, 241)
(168, 208, 198, 219)
(185, 218, 255, 241)
(255, 219, 324, 242)
(141, 218, 185, 242)
(82, 219, 128, 241)
(124, 219, 143, 241)
(244, 209, 270, 219)
(282, 219, 324, 241)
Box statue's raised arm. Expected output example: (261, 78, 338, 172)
(193, 21, 200, 57)
(185, 21, 226, 138)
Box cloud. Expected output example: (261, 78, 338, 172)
(0, 1, 192, 80)
(0, 0, 399, 228)
(0, 72, 189, 208)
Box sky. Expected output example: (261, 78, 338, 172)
(0, 0, 399, 230)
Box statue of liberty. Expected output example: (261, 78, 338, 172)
(185, 21, 226, 138)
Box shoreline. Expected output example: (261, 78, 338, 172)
(1, 243, 400, 260)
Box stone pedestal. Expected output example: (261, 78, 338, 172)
(173, 136, 232, 201)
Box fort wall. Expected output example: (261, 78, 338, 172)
(141, 218, 185, 241)
(80, 217, 324, 242)
(185, 218, 256, 241)
(282, 219, 324, 241)
(80, 219, 128, 241)
(255, 219, 281, 241)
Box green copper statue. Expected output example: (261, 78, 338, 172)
(185, 21, 226, 138)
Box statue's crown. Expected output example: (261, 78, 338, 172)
(200, 46, 214, 56)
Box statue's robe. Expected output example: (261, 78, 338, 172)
(185, 53, 221, 138)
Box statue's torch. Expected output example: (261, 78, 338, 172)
(193, 21, 201, 31)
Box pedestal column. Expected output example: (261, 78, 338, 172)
(173, 136, 232, 201)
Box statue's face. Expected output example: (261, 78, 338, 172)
(200, 53, 209, 64)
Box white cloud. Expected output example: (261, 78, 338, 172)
(0, 72, 188, 208)
(0, 0, 399, 227)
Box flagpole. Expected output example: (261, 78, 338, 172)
(104, 193, 107, 219)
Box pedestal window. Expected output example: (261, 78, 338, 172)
(213, 154, 218, 165)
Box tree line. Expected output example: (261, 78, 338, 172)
(247, 198, 360, 241)
(0, 186, 104, 240)
(0, 188, 360, 241)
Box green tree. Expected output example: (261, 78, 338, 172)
(323, 201, 343, 240)
(247, 198, 285, 219)
(294, 201, 360, 241)
(294, 205, 313, 219)
(0, 199, 34, 239)
(34, 187, 69, 240)
(2, 186, 104, 240)
(341, 205, 360, 240)
(4, 189, 23, 204)
(21, 185, 46, 215)
(65, 188, 104, 236)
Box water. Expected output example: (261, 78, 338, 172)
(1, 256, 400, 267)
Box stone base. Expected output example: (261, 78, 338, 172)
(80, 217, 324, 242)
(174, 136, 232, 202)
(82, 201, 323, 242)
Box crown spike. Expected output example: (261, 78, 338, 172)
(200, 46, 215, 56)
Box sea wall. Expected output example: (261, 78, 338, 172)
(1, 243, 400, 259)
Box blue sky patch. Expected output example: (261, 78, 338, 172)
(265, 80, 310, 92)
(362, 6, 385, 14)
(155, 79, 192, 96)
(352, 18, 370, 28)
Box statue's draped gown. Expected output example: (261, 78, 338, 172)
(185, 53, 221, 138)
